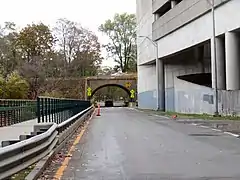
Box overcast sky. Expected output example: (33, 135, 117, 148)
(0, 0, 136, 67)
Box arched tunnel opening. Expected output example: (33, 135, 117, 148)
(90, 84, 133, 107)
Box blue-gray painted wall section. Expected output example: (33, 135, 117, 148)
(166, 87, 175, 112)
(138, 90, 157, 109)
(138, 88, 175, 111)
(138, 77, 240, 115)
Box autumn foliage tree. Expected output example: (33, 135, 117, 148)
(0, 71, 29, 99)
(0, 19, 103, 99)
(15, 23, 54, 99)
(99, 13, 137, 73)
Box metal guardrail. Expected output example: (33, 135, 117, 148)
(0, 104, 94, 180)
(0, 99, 37, 127)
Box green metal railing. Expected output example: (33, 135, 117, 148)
(37, 97, 91, 124)
(0, 99, 37, 127)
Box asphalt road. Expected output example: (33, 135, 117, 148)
(61, 108, 240, 180)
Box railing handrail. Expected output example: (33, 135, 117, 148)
(0, 99, 36, 102)
(37, 96, 90, 101)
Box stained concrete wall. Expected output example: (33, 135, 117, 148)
(137, 0, 158, 109)
(165, 61, 211, 111)
(156, 0, 240, 59)
(137, 64, 157, 109)
(219, 91, 240, 116)
(137, 57, 211, 110)
(174, 77, 240, 116)
(137, 0, 156, 65)
(164, 42, 211, 111)
(174, 77, 215, 114)
(137, 0, 240, 113)
(153, 0, 229, 41)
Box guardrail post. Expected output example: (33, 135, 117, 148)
(47, 98, 50, 123)
(41, 97, 44, 123)
(20, 100, 23, 123)
(3, 100, 7, 126)
(57, 99, 59, 124)
(45, 98, 48, 123)
(37, 97, 41, 123)
(51, 98, 54, 123)
(54, 98, 57, 124)
(16, 100, 20, 124)
(8, 100, 11, 125)
(0, 100, 2, 127)
(60, 99, 64, 122)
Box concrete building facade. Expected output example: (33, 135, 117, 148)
(137, 0, 240, 115)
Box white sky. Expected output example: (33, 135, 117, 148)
(0, 0, 136, 67)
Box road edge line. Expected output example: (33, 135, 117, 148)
(192, 123, 240, 138)
(224, 131, 240, 138)
(199, 125, 209, 129)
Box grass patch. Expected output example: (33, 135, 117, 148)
(11, 164, 36, 180)
(139, 109, 240, 121)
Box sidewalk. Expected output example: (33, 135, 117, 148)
(0, 119, 38, 147)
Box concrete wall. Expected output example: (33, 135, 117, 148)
(174, 77, 240, 116)
(156, 0, 240, 59)
(137, 0, 157, 109)
(174, 77, 215, 114)
(137, 0, 240, 114)
(164, 42, 211, 111)
(138, 64, 157, 109)
(219, 90, 240, 116)
(165, 60, 211, 111)
(137, 0, 156, 65)
(153, 0, 229, 41)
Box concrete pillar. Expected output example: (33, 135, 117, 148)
(211, 36, 227, 90)
(216, 37, 226, 90)
(156, 58, 165, 111)
(225, 32, 240, 90)
(171, 0, 177, 8)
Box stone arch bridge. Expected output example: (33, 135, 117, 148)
(84, 74, 137, 101)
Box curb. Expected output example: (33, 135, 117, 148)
(25, 109, 96, 180)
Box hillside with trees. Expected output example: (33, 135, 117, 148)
(0, 20, 102, 99)
(0, 13, 137, 100)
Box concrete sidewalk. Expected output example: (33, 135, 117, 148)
(0, 119, 38, 148)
